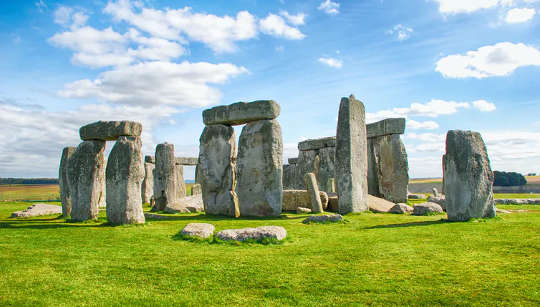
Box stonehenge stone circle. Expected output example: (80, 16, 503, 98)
(67, 140, 106, 222)
(105, 136, 145, 225)
(80, 120, 142, 141)
(59, 146, 76, 217)
(203, 100, 280, 126)
(335, 95, 368, 214)
(11, 203, 62, 218)
(305, 173, 323, 213)
(413, 202, 444, 216)
(366, 118, 405, 138)
(282, 190, 328, 211)
(443, 130, 496, 221)
(153, 143, 180, 211)
(142, 157, 155, 204)
(236, 119, 283, 217)
(198, 125, 239, 217)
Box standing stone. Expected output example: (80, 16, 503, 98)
(106, 136, 145, 224)
(175, 164, 187, 199)
(236, 119, 283, 217)
(282, 163, 298, 190)
(335, 95, 368, 214)
(153, 143, 179, 211)
(327, 178, 336, 193)
(305, 173, 323, 213)
(59, 146, 76, 217)
(191, 183, 202, 195)
(432, 187, 439, 198)
(67, 140, 106, 221)
(198, 125, 239, 217)
(141, 160, 155, 204)
(443, 130, 496, 221)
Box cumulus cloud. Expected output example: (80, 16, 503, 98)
(386, 24, 413, 41)
(472, 100, 497, 111)
(259, 14, 306, 39)
(436, 42, 540, 79)
(407, 120, 439, 130)
(505, 7, 536, 23)
(318, 0, 340, 15)
(318, 57, 343, 68)
(279, 10, 306, 25)
(58, 61, 248, 107)
(366, 99, 473, 123)
(434, 0, 513, 14)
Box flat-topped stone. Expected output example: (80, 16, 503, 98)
(298, 136, 336, 151)
(366, 118, 405, 138)
(11, 204, 62, 218)
(216, 226, 287, 242)
(288, 158, 298, 164)
(203, 100, 280, 126)
(79, 121, 142, 141)
(175, 157, 198, 166)
(367, 195, 395, 213)
(181, 223, 215, 239)
(145, 155, 155, 163)
(302, 214, 343, 224)
(413, 202, 444, 216)
(390, 203, 414, 214)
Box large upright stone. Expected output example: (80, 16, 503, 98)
(443, 130, 496, 221)
(305, 173, 323, 213)
(198, 125, 239, 217)
(236, 119, 283, 217)
(59, 146, 76, 217)
(141, 158, 155, 204)
(67, 140, 106, 221)
(203, 100, 280, 126)
(106, 136, 145, 224)
(335, 95, 368, 214)
(175, 164, 187, 199)
(153, 143, 180, 211)
(79, 121, 142, 141)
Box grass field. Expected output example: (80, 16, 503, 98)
(0, 199, 539, 306)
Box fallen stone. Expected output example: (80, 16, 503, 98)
(216, 226, 287, 242)
(163, 194, 204, 213)
(366, 118, 406, 138)
(175, 157, 198, 166)
(427, 195, 446, 210)
(297, 207, 312, 214)
(444, 130, 496, 221)
(198, 125, 239, 217)
(10, 203, 62, 218)
(389, 203, 414, 214)
(181, 223, 215, 239)
(408, 194, 425, 200)
(59, 146, 76, 217)
(145, 155, 155, 164)
(236, 119, 283, 217)
(141, 162, 155, 204)
(367, 195, 395, 213)
(282, 190, 328, 211)
(305, 173, 323, 213)
(79, 120, 142, 141)
(298, 136, 336, 151)
(106, 136, 145, 225)
(335, 95, 368, 214)
(153, 143, 181, 211)
(144, 213, 171, 220)
(302, 214, 344, 224)
(203, 100, 280, 126)
(191, 183, 202, 195)
(413, 202, 444, 216)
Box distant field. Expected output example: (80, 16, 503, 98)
(410, 176, 540, 184)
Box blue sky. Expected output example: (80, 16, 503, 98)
(1, 0, 540, 179)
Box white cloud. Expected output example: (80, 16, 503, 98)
(58, 61, 248, 107)
(259, 14, 306, 40)
(367, 99, 472, 122)
(472, 100, 497, 111)
(279, 10, 306, 25)
(318, 57, 343, 68)
(54, 6, 73, 26)
(505, 8, 536, 23)
(436, 42, 540, 79)
(434, 0, 513, 14)
(407, 120, 439, 130)
(318, 0, 340, 15)
(387, 24, 413, 41)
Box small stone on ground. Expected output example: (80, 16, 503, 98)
(11, 204, 62, 218)
(216, 226, 287, 242)
(296, 207, 312, 214)
(181, 223, 215, 239)
(302, 214, 343, 224)
(413, 202, 444, 216)
(389, 203, 414, 214)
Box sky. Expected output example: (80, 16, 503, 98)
(1, 0, 540, 179)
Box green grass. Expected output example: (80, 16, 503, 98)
(494, 193, 540, 199)
(1, 201, 539, 306)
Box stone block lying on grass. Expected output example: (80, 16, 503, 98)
(413, 202, 444, 216)
(181, 223, 215, 239)
(302, 214, 343, 224)
(282, 189, 328, 211)
(495, 199, 540, 205)
(10, 203, 62, 218)
(408, 194, 425, 200)
(296, 207, 312, 214)
(427, 195, 446, 210)
(216, 226, 287, 242)
(163, 194, 204, 213)
(389, 203, 414, 214)
(367, 195, 395, 213)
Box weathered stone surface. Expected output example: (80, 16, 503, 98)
(335, 95, 368, 214)
(282, 190, 328, 211)
(10, 203, 62, 218)
(198, 125, 239, 217)
(413, 202, 444, 216)
(292, 139, 336, 193)
(495, 198, 540, 205)
(153, 143, 180, 211)
(216, 226, 287, 241)
(427, 195, 446, 210)
(288, 158, 298, 164)
(59, 146, 76, 217)
(203, 100, 280, 126)
(367, 135, 409, 203)
(327, 193, 339, 212)
(366, 118, 406, 138)
(79, 121, 142, 141)
(106, 136, 145, 225)
(302, 214, 343, 224)
(145, 155, 155, 163)
(297, 207, 312, 214)
(444, 130, 496, 221)
(164, 194, 204, 213)
(142, 162, 155, 204)
(191, 183, 202, 195)
(305, 173, 323, 213)
(175, 157, 198, 166)
(432, 187, 439, 197)
(282, 163, 298, 190)
(389, 203, 414, 214)
(236, 119, 283, 217)
(298, 136, 336, 151)
(327, 178, 336, 193)
(68, 140, 106, 221)
(408, 193, 425, 199)
(181, 223, 215, 239)
(367, 195, 395, 213)
(175, 164, 186, 200)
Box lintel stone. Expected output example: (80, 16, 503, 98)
(203, 100, 280, 126)
(80, 120, 142, 141)
(366, 118, 405, 138)
(298, 136, 336, 151)
(175, 157, 198, 166)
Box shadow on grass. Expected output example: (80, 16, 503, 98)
(144, 213, 305, 222)
(365, 219, 447, 229)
